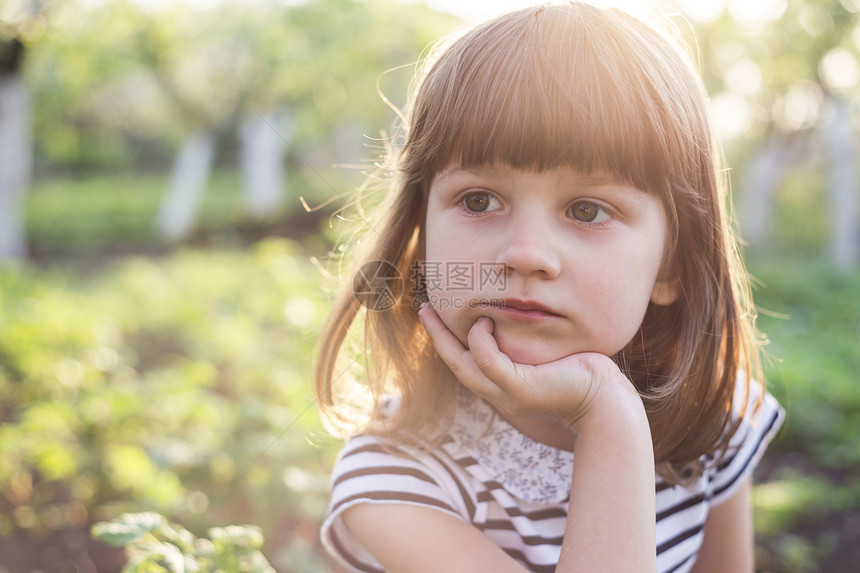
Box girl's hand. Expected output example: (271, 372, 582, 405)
(417, 302, 640, 429)
(417, 301, 657, 572)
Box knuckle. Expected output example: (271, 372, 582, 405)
(473, 352, 496, 373)
(444, 357, 468, 381)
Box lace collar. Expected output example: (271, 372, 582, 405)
(448, 388, 573, 504)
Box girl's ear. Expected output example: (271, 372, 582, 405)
(650, 262, 680, 306)
(650, 277, 680, 306)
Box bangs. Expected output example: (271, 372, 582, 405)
(402, 3, 710, 194)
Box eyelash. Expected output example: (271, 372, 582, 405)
(457, 191, 613, 225)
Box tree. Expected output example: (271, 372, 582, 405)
(0, 14, 35, 263)
(22, 0, 459, 242)
(678, 0, 860, 267)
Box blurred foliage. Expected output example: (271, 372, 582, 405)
(15, 0, 458, 176)
(92, 512, 275, 572)
(11, 0, 860, 175)
(3, 0, 860, 570)
(678, 0, 860, 140)
(26, 172, 242, 257)
(749, 253, 860, 571)
(24, 170, 341, 259)
(5, 177, 860, 569)
(0, 237, 338, 571)
(752, 254, 860, 467)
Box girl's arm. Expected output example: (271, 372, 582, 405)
(421, 306, 657, 571)
(689, 477, 754, 573)
(558, 377, 656, 572)
(342, 378, 656, 573)
(342, 503, 529, 573)
(340, 306, 657, 572)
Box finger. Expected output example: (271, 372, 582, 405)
(466, 317, 519, 387)
(467, 317, 554, 410)
(417, 304, 504, 400)
(417, 303, 469, 360)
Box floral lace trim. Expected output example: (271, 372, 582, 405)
(449, 388, 573, 504)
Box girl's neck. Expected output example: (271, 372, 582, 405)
(500, 411, 578, 452)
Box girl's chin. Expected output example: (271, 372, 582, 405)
(496, 339, 570, 366)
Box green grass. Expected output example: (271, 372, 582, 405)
(26, 171, 246, 256)
(25, 167, 357, 259)
(6, 172, 860, 571)
(748, 252, 860, 571)
(751, 253, 860, 467)
(0, 238, 339, 572)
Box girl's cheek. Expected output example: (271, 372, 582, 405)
(434, 303, 471, 346)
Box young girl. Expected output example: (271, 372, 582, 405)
(316, 2, 784, 572)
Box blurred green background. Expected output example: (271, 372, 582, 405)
(1, 0, 859, 571)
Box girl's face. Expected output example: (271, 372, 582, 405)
(423, 164, 679, 366)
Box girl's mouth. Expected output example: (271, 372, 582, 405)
(489, 298, 563, 320)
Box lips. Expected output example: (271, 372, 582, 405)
(490, 298, 563, 318)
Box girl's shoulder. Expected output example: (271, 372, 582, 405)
(322, 431, 475, 572)
(333, 431, 423, 466)
(706, 377, 785, 505)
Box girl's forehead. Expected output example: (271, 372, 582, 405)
(402, 3, 710, 205)
(431, 162, 644, 192)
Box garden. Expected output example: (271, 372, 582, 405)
(1, 0, 860, 571)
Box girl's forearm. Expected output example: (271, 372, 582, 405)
(557, 379, 657, 573)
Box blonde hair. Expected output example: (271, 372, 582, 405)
(315, 1, 762, 484)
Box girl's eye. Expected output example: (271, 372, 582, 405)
(461, 192, 500, 213)
(568, 201, 610, 224)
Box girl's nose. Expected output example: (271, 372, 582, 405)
(495, 218, 562, 279)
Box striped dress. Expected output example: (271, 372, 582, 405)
(322, 383, 784, 572)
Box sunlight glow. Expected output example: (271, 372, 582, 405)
(422, 0, 736, 24)
(820, 48, 860, 93)
(127, 0, 731, 24)
(727, 0, 786, 27)
(421, 0, 669, 23)
(725, 59, 763, 97)
(710, 92, 751, 140)
(673, 0, 724, 22)
(798, 4, 834, 38)
(773, 82, 823, 132)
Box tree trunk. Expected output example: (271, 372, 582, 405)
(822, 97, 859, 269)
(155, 130, 216, 242)
(0, 73, 32, 265)
(737, 134, 805, 248)
(239, 111, 291, 219)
